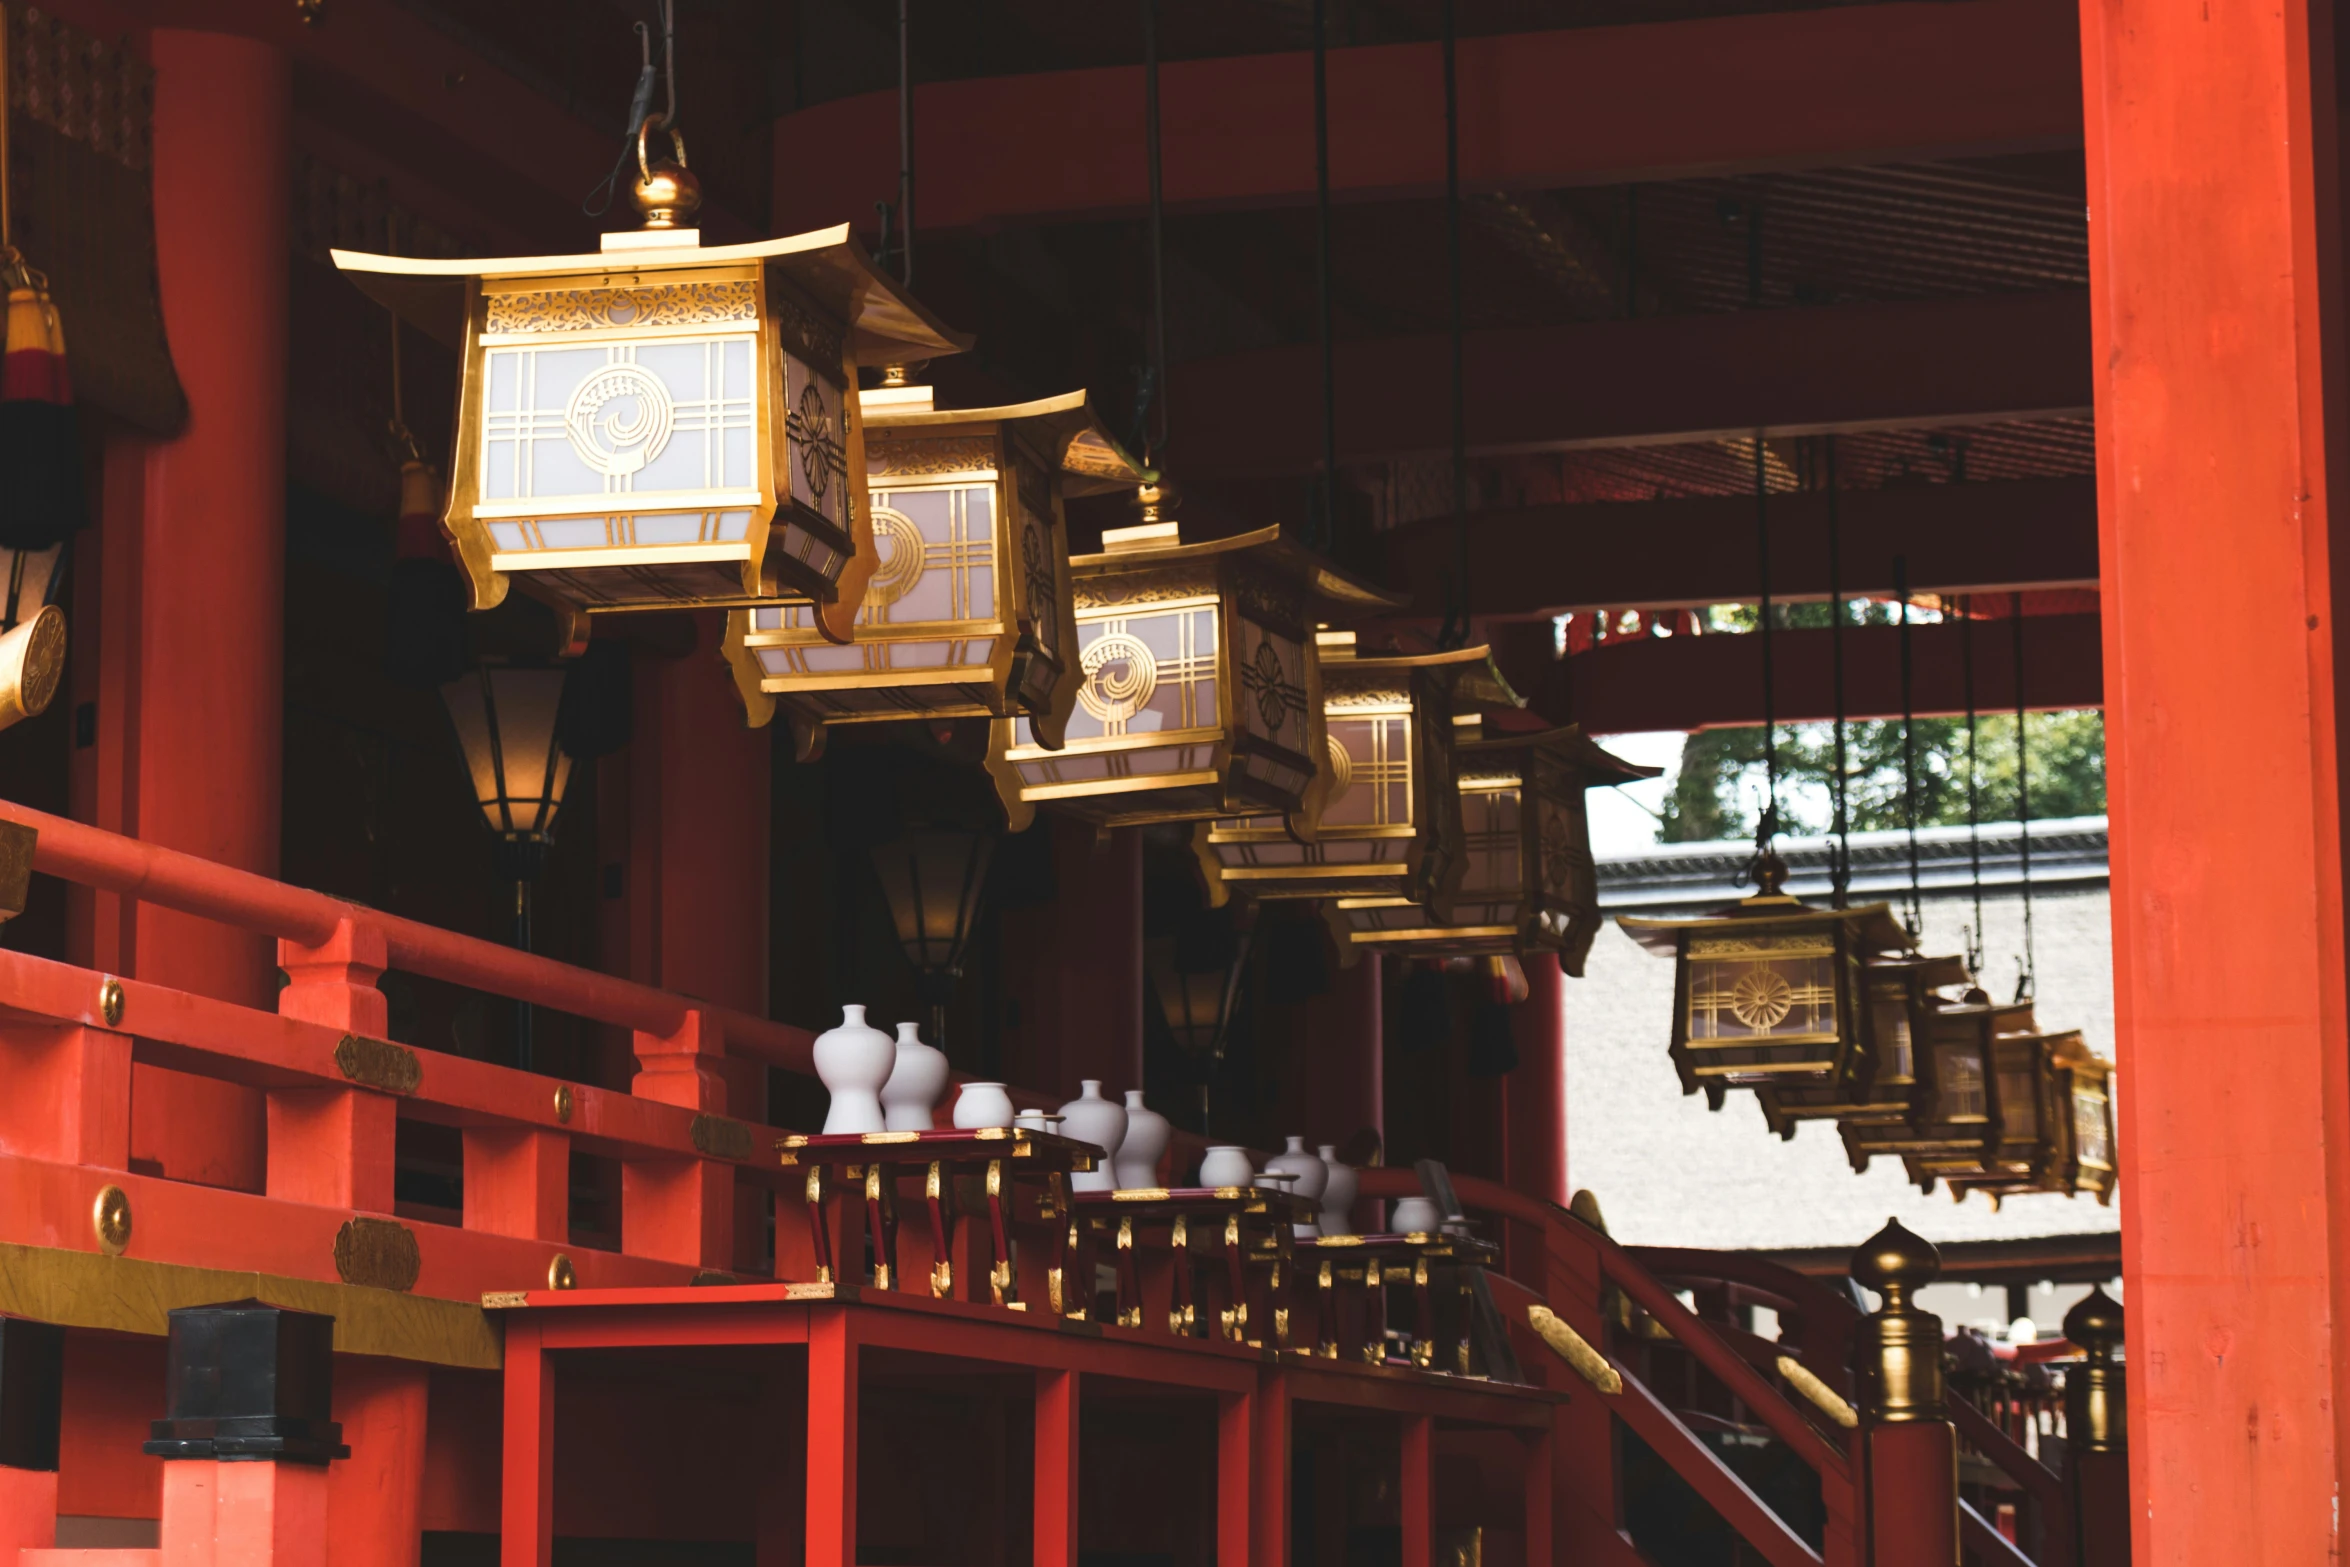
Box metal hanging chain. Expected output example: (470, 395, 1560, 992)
(1142, 0, 1170, 469)
(1437, 0, 1470, 647)
(1825, 435, 1849, 907)
(1313, 0, 1337, 553)
(584, 3, 677, 218)
(1895, 556, 1922, 938)
(2012, 591, 2037, 1002)
(1752, 437, 1780, 860)
(1961, 594, 1986, 981)
(897, 0, 914, 286)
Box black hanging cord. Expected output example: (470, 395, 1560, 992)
(1312, 0, 1336, 553)
(1753, 438, 1779, 860)
(1961, 595, 1986, 981)
(1437, 0, 1470, 647)
(1825, 436, 1849, 907)
(1141, 0, 1170, 470)
(1895, 557, 1922, 937)
(584, 3, 676, 218)
(897, 0, 914, 287)
(2012, 591, 2038, 1002)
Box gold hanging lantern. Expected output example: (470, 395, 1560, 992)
(985, 512, 1401, 830)
(1619, 859, 1913, 1104)
(331, 129, 965, 639)
(1839, 994, 2038, 1180)
(1334, 716, 1655, 975)
(1191, 632, 1491, 916)
(1924, 1022, 2110, 1205)
(721, 376, 1139, 762)
(2047, 1034, 2117, 1203)
(1753, 951, 1970, 1139)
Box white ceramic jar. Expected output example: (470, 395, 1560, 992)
(878, 1022, 950, 1132)
(1316, 1144, 1359, 1237)
(1389, 1196, 1443, 1235)
(1198, 1145, 1255, 1188)
(951, 1080, 1016, 1130)
(1059, 1080, 1127, 1192)
(1265, 1135, 1329, 1237)
(1112, 1091, 1171, 1191)
(812, 1004, 894, 1135)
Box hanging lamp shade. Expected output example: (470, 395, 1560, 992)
(332, 201, 966, 637)
(2047, 1034, 2118, 1203)
(1754, 951, 1969, 1139)
(723, 380, 1140, 766)
(986, 515, 1401, 830)
(441, 663, 573, 867)
(1917, 1019, 2105, 1203)
(1620, 860, 1914, 1101)
(869, 826, 996, 1010)
(1193, 632, 1490, 917)
(1839, 995, 2032, 1179)
(1335, 717, 1655, 976)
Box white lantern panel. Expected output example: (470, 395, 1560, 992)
(1323, 714, 1411, 829)
(1056, 606, 1220, 743)
(481, 340, 758, 507)
(1012, 739, 1217, 788)
(865, 488, 995, 625)
(756, 637, 997, 676)
(1933, 1041, 1988, 1119)
(2072, 1088, 2112, 1168)
(487, 509, 756, 553)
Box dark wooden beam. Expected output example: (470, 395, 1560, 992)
(1545, 613, 2103, 734)
(1170, 291, 2093, 478)
(775, 0, 2081, 233)
(1385, 477, 2098, 620)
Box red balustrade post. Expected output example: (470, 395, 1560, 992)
(1250, 1367, 1291, 1567)
(0, 1023, 130, 1169)
(464, 1129, 571, 1242)
(804, 1311, 858, 1567)
(324, 1358, 428, 1567)
(625, 1008, 735, 1268)
(1216, 1386, 1253, 1567)
(277, 919, 389, 1036)
(148, 1305, 341, 1567)
(270, 920, 399, 1210)
(1851, 1221, 1956, 1567)
(1033, 1368, 1079, 1567)
(500, 1318, 554, 1567)
(1400, 1413, 1433, 1567)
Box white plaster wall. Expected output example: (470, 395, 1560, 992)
(1563, 885, 2119, 1251)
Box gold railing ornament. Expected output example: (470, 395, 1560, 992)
(1332, 713, 1656, 973)
(2061, 1286, 2124, 1453)
(1850, 1217, 1944, 1423)
(723, 377, 1140, 781)
(331, 160, 968, 638)
(1525, 1303, 1622, 1395)
(986, 511, 1401, 829)
(1621, 854, 1914, 1108)
(1193, 631, 1486, 921)
(1776, 1354, 1860, 1429)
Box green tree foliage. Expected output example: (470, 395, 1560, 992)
(1657, 711, 2105, 844)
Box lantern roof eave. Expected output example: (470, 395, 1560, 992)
(1457, 723, 1662, 787)
(1617, 897, 1915, 958)
(864, 387, 1145, 496)
(330, 223, 973, 365)
(1070, 524, 1408, 623)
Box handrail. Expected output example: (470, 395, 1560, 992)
(1961, 1498, 2037, 1566)
(1949, 1390, 2066, 1513)
(1355, 1166, 1852, 1480)
(0, 800, 818, 1071)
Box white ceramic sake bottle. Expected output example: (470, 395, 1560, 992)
(879, 1021, 950, 1132)
(813, 1004, 895, 1135)
(1266, 1135, 1329, 1236)
(1112, 1090, 1171, 1190)
(1059, 1080, 1127, 1192)
(1315, 1144, 1359, 1237)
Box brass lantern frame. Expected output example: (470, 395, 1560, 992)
(1338, 722, 1656, 976)
(332, 226, 967, 639)
(722, 385, 1138, 760)
(987, 523, 1402, 830)
(1621, 890, 1911, 1102)
(1193, 634, 1488, 919)
(2047, 1034, 2118, 1203)
(1754, 952, 1970, 1140)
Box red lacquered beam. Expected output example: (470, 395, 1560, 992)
(0, 799, 819, 1074)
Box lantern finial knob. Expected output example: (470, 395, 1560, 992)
(632, 114, 701, 231)
(1749, 849, 1789, 898)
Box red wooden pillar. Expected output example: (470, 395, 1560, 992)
(1216, 1386, 1254, 1567)
(804, 1311, 858, 1567)
(1032, 1368, 1078, 1567)
(1287, 951, 1384, 1155)
(325, 1358, 428, 1567)
(1399, 1414, 1433, 1567)
(273, 920, 396, 1212)
(1505, 953, 1569, 1208)
(2077, 0, 2350, 1555)
(500, 1319, 554, 1567)
(160, 1461, 329, 1567)
(1249, 1368, 1291, 1567)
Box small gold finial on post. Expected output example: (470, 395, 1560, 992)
(2062, 1285, 2125, 1454)
(1851, 1217, 1945, 1423)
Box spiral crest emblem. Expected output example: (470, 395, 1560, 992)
(864, 507, 926, 610)
(564, 363, 674, 478)
(1078, 632, 1158, 726)
(1326, 732, 1354, 796)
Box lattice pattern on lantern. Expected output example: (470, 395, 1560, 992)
(988, 523, 1400, 829)
(331, 225, 966, 636)
(1925, 1021, 2109, 1203)
(2051, 1037, 2117, 1203)
(1839, 995, 2035, 1179)
(722, 386, 1133, 764)
(1191, 640, 1485, 916)
(1754, 953, 1969, 1140)
(1332, 720, 1653, 973)
(1624, 888, 1913, 1100)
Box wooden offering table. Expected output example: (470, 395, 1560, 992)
(1303, 1229, 1502, 1369)
(1069, 1185, 1321, 1346)
(776, 1127, 1103, 1306)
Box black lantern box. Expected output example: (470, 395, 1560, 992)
(1754, 951, 1971, 1139)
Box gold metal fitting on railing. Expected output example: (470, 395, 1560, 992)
(2062, 1285, 2125, 1453)
(1851, 1217, 1946, 1423)
(1526, 1303, 1623, 1395)
(1776, 1354, 1860, 1429)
